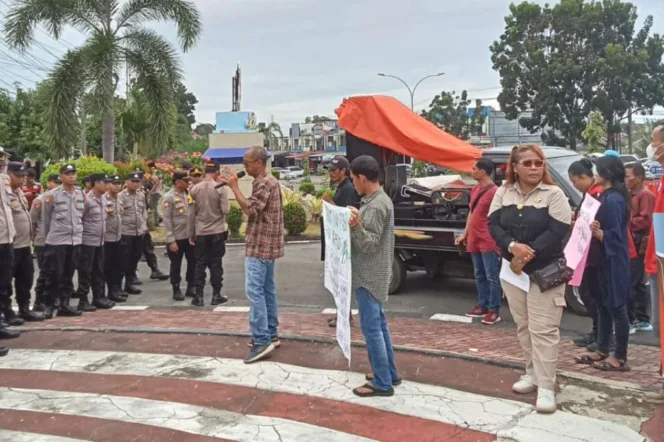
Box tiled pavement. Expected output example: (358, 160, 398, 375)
(16, 309, 663, 388)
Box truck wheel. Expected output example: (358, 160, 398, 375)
(389, 254, 407, 295)
(565, 284, 589, 317)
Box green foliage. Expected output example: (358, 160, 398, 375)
(299, 181, 315, 195)
(175, 82, 198, 125)
(41, 156, 117, 188)
(227, 203, 244, 237)
(421, 91, 485, 140)
(582, 111, 608, 153)
(283, 202, 307, 236)
(194, 123, 215, 137)
(303, 157, 310, 178)
(176, 138, 207, 153)
(411, 160, 428, 178)
(0, 87, 49, 161)
(271, 169, 280, 180)
(316, 188, 334, 199)
(304, 115, 333, 124)
(114, 160, 147, 180)
(258, 121, 283, 149)
(490, 0, 664, 150)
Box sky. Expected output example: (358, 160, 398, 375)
(1, 0, 663, 129)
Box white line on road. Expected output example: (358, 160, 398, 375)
(0, 388, 372, 442)
(0, 430, 88, 442)
(110, 305, 149, 311)
(429, 313, 474, 324)
(213, 306, 250, 312)
(321, 308, 359, 315)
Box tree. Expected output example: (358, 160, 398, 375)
(582, 111, 607, 153)
(0, 86, 49, 161)
(175, 81, 198, 125)
(420, 90, 486, 140)
(3, 0, 202, 163)
(194, 123, 215, 137)
(258, 121, 283, 149)
(304, 115, 333, 124)
(490, 0, 664, 150)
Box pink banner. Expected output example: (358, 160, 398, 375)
(569, 242, 590, 287)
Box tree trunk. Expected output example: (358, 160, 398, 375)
(102, 109, 115, 163)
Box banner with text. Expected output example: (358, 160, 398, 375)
(564, 194, 601, 286)
(323, 201, 352, 364)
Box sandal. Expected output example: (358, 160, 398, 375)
(574, 352, 609, 365)
(592, 359, 631, 372)
(365, 373, 402, 386)
(352, 383, 394, 397)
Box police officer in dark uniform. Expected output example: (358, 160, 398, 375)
(76, 174, 115, 311)
(104, 175, 127, 303)
(4, 162, 44, 324)
(119, 171, 147, 294)
(137, 168, 168, 282)
(163, 170, 195, 300)
(188, 161, 230, 306)
(41, 163, 86, 318)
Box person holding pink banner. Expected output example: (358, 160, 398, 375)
(575, 157, 632, 372)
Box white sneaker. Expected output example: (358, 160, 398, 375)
(536, 388, 557, 413)
(512, 375, 537, 394)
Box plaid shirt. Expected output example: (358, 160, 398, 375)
(245, 172, 284, 260)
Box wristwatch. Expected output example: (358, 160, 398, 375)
(508, 241, 516, 254)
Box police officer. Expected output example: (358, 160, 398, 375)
(31, 174, 61, 311)
(188, 161, 230, 306)
(104, 175, 127, 303)
(136, 168, 168, 282)
(0, 154, 20, 351)
(4, 162, 44, 324)
(119, 171, 147, 295)
(76, 174, 115, 311)
(189, 166, 203, 186)
(41, 163, 85, 318)
(163, 170, 195, 300)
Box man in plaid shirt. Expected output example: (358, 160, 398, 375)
(223, 146, 284, 363)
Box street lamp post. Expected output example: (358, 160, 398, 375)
(377, 72, 445, 110)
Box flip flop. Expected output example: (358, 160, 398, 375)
(352, 383, 394, 397)
(592, 360, 631, 372)
(574, 352, 609, 365)
(365, 373, 402, 386)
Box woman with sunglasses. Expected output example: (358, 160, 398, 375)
(488, 144, 572, 413)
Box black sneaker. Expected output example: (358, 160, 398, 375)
(247, 336, 281, 348)
(573, 333, 596, 347)
(244, 343, 275, 364)
(77, 300, 97, 312)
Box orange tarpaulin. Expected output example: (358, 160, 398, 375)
(335, 95, 482, 172)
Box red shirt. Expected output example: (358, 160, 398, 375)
(645, 177, 664, 275)
(630, 187, 655, 234)
(466, 184, 499, 254)
(21, 183, 42, 208)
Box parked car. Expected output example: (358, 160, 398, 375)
(391, 146, 590, 316)
(282, 166, 304, 180)
(620, 154, 640, 165)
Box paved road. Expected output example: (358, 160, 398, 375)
(122, 243, 661, 347)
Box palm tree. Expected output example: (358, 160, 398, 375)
(3, 0, 202, 163)
(258, 121, 283, 150)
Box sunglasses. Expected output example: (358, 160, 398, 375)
(519, 159, 545, 168)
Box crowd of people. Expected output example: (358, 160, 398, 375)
(459, 124, 664, 412)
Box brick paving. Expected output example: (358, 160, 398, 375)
(17, 310, 664, 388)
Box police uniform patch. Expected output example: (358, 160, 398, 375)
(33, 200, 41, 209)
(44, 195, 53, 203)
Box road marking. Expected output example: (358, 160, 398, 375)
(321, 308, 359, 315)
(0, 430, 88, 442)
(429, 313, 474, 324)
(0, 388, 372, 442)
(213, 306, 250, 312)
(0, 350, 646, 441)
(110, 305, 149, 311)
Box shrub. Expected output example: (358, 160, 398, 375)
(271, 169, 280, 180)
(41, 156, 117, 188)
(281, 188, 302, 206)
(227, 203, 244, 237)
(299, 181, 315, 195)
(315, 188, 334, 199)
(283, 202, 307, 236)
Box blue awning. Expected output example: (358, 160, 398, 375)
(203, 148, 271, 165)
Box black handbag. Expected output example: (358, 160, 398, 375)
(531, 258, 573, 292)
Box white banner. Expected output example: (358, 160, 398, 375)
(323, 201, 352, 364)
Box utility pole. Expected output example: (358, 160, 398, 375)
(377, 72, 445, 111)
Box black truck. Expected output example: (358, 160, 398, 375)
(389, 146, 588, 315)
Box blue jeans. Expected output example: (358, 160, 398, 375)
(245, 257, 279, 346)
(471, 251, 502, 312)
(356, 287, 399, 391)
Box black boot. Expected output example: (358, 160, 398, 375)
(43, 305, 55, 320)
(150, 269, 169, 281)
(19, 305, 44, 322)
(185, 285, 195, 298)
(191, 289, 204, 307)
(77, 297, 97, 312)
(3, 309, 24, 327)
(128, 276, 143, 286)
(211, 292, 228, 306)
(93, 297, 115, 309)
(124, 284, 142, 295)
(32, 302, 44, 312)
(0, 324, 20, 340)
(0, 346, 8, 357)
(58, 298, 82, 317)
(108, 287, 127, 303)
(172, 285, 185, 301)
